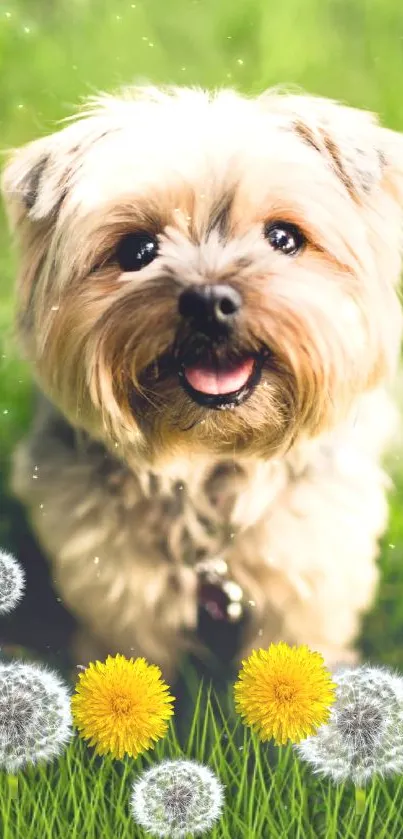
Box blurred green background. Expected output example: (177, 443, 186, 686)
(1, 0, 403, 667)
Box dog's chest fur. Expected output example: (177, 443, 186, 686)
(11, 388, 396, 671)
(26, 393, 293, 565)
(19, 388, 395, 574)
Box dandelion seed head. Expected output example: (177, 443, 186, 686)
(131, 758, 224, 838)
(0, 691, 35, 739)
(336, 700, 385, 752)
(0, 550, 25, 614)
(162, 779, 195, 818)
(295, 665, 403, 785)
(0, 661, 72, 772)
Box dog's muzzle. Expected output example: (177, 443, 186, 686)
(176, 282, 263, 410)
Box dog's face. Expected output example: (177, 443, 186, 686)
(3, 87, 403, 465)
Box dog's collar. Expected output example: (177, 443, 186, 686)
(195, 556, 251, 664)
(195, 557, 245, 623)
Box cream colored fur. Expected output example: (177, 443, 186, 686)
(2, 86, 403, 678)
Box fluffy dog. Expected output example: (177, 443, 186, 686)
(2, 86, 403, 679)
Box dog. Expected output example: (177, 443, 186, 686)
(2, 86, 403, 680)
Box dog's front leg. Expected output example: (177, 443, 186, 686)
(10, 427, 198, 682)
(227, 452, 388, 670)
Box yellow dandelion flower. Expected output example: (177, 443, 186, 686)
(234, 642, 336, 745)
(71, 654, 175, 759)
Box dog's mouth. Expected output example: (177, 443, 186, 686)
(178, 350, 264, 409)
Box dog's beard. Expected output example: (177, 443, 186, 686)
(35, 261, 375, 465)
(133, 337, 272, 446)
(84, 290, 315, 462)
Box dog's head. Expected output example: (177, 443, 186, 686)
(3, 87, 403, 465)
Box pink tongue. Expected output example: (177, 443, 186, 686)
(184, 356, 254, 395)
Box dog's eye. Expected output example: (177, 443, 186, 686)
(115, 232, 159, 272)
(264, 222, 305, 256)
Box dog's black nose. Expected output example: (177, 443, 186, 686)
(178, 284, 242, 329)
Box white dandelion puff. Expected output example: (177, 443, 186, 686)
(0, 550, 25, 615)
(295, 665, 403, 785)
(0, 660, 73, 773)
(130, 758, 225, 838)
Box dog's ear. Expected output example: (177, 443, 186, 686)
(261, 93, 403, 202)
(1, 111, 111, 232)
(1, 134, 66, 231)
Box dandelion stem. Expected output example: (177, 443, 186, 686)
(7, 774, 18, 799)
(355, 785, 366, 816)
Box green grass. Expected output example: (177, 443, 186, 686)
(1, 678, 403, 839)
(3, 0, 403, 835)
